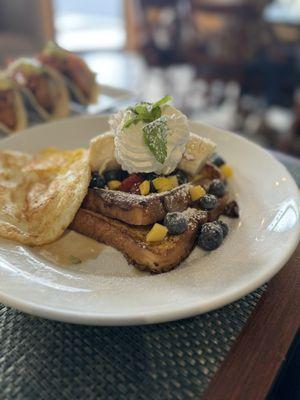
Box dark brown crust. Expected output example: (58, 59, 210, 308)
(71, 162, 234, 273)
(82, 184, 192, 226)
(82, 163, 223, 226)
(222, 200, 240, 218)
(70, 208, 207, 273)
(70, 193, 230, 273)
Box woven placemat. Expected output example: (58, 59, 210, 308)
(0, 288, 264, 400)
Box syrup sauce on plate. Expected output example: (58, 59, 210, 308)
(37, 230, 104, 266)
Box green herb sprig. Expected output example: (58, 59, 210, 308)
(143, 117, 168, 164)
(68, 255, 82, 264)
(123, 95, 172, 129)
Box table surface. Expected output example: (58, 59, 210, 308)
(0, 151, 299, 400)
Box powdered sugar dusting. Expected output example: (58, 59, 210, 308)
(182, 207, 207, 228)
(96, 183, 192, 208)
(183, 152, 195, 161)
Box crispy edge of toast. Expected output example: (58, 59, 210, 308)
(70, 208, 207, 273)
(82, 162, 223, 225)
(82, 184, 192, 225)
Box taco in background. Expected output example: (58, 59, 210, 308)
(0, 76, 27, 134)
(6, 58, 70, 121)
(38, 42, 100, 105)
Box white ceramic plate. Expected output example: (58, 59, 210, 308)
(0, 116, 299, 325)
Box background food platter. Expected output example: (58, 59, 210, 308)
(0, 84, 134, 138)
(72, 84, 134, 115)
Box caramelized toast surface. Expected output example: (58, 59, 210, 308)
(71, 208, 207, 273)
(83, 184, 191, 226)
(71, 193, 229, 273)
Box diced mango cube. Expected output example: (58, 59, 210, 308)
(146, 223, 168, 242)
(107, 180, 121, 190)
(190, 185, 206, 201)
(153, 177, 171, 192)
(152, 175, 179, 193)
(220, 164, 233, 178)
(162, 185, 172, 193)
(139, 180, 150, 196)
(168, 175, 178, 188)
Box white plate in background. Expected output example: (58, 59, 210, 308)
(72, 84, 134, 114)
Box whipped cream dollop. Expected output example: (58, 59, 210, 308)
(109, 104, 189, 174)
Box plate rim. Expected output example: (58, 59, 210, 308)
(0, 115, 299, 325)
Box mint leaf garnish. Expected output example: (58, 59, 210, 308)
(123, 96, 173, 162)
(123, 115, 141, 128)
(134, 104, 151, 118)
(123, 96, 172, 129)
(150, 106, 161, 121)
(69, 255, 82, 264)
(143, 117, 168, 164)
(152, 95, 172, 108)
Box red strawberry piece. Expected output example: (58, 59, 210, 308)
(129, 182, 141, 194)
(119, 174, 143, 192)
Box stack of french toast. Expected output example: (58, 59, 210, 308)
(71, 129, 238, 273)
(0, 95, 239, 272)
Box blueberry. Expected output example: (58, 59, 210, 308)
(89, 172, 105, 189)
(173, 169, 188, 185)
(103, 169, 123, 182)
(213, 220, 229, 238)
(164, 212, 188, 235)
(150, 180, 157, 193)
(211, 154, 225, 167)
(198, 194, 217, 210)
(141, 172, 158, 181)
(120, 170, 129, 180)
(140, 173, 158, 193)
(89, 176, 98, 188)
(208, 179, 226, 198)
(198, 222, 223, 251)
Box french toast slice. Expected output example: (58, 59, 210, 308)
(70, 208, 207, 273)
(82, 163, 223, 226)
(82, 184, 191, 226)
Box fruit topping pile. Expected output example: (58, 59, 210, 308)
(87, 153, 238, 250)
(89, 168, 189, 195)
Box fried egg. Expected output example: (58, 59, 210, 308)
(0, 147, 90, 245)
